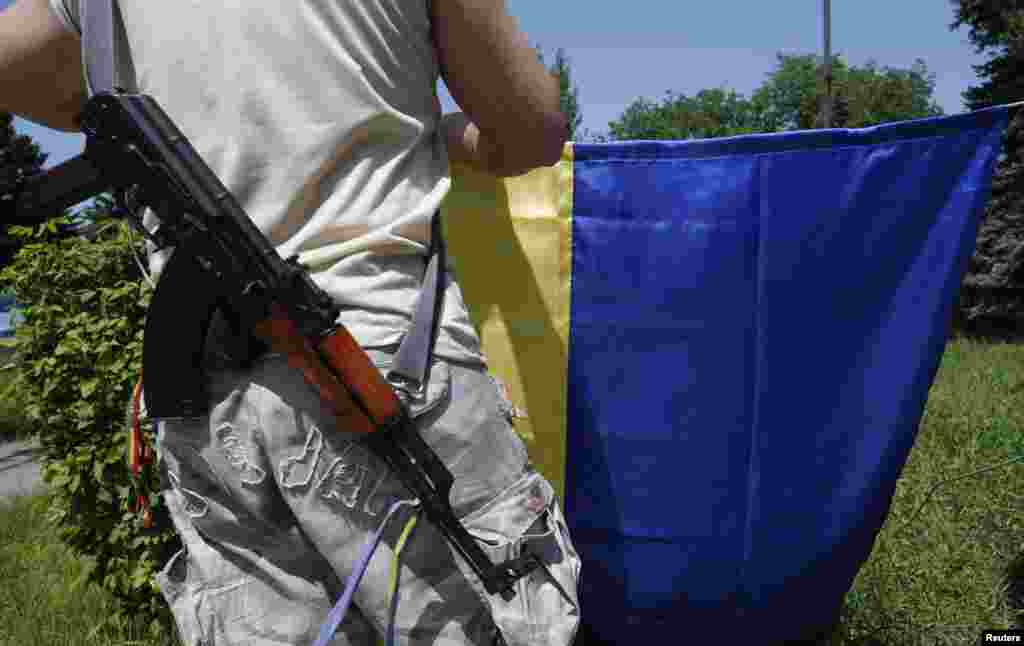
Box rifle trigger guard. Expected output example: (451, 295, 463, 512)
(503, 552, 542, 580)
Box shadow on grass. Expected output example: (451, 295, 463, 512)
(951, 317, 1024, 344)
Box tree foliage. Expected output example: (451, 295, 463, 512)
(609, 88, 764, 141)
(0, 112, 49, 268)
(538, 46, 583, 142)
(607, 53, 943, 141)
(951, 1, 1024, 112)
(950, 1, 1024, 312)
(0, 113, 47, 180)
(751, 54, 942, 131)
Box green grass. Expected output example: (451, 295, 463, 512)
(0, 493, 180, 646)
(0, 340, 29, 442)
(825, 336, 1024, 645)
(0, 337, 1021, 645)
(0, 366, 28, 442)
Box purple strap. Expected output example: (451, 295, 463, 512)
(313, 497, 420, 646)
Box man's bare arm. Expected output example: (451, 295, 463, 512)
(431, 0, 567, 177)
(0, 0, 87, 133)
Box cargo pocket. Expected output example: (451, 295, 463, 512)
(488, 373, 527, 428)
(155, 549, 204, 646)
(459, 472, 581, 646)
(158, 545, 301, 645)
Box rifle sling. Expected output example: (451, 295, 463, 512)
(82, 0, 445, 390)
(387, 211, 446, 398)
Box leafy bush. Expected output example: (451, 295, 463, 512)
(0, 206, 179, 638)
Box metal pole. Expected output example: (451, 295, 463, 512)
(822, 0, 833, 128)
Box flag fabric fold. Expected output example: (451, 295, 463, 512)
(443, 106, 1010, 644)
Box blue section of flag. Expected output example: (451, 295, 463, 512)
(566, 107, 1009, 643)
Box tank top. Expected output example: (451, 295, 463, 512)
(48, 0, 485, 365)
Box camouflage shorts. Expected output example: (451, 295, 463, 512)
(154, 349, 581, 645)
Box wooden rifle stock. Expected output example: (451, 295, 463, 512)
(251, 302, 399, 430)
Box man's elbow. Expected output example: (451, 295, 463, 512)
(52, 91, 87, 132)
(538, 110, 569, 166)
(7, 92, 86, 134)
(46, 106, 84, 133)
(505, 111, 568, 174)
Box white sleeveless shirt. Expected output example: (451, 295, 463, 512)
(49, 0, 485, 365)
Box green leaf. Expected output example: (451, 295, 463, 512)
(80, 378, 99, 398)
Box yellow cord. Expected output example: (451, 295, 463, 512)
(379, 511, 419, 646)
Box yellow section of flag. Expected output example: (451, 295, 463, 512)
(441, 144, 574, 501)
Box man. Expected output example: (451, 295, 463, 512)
(0, 0, 579, 644)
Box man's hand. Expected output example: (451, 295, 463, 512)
(0, 0, 86, 133)
(442, 111, 566, 178)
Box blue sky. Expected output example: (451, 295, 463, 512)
(5, 0, 989, 181)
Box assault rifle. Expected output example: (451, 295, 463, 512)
(0, 91, 538, 601)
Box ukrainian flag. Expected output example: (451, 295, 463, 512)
(442, 105, 1014, 644)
